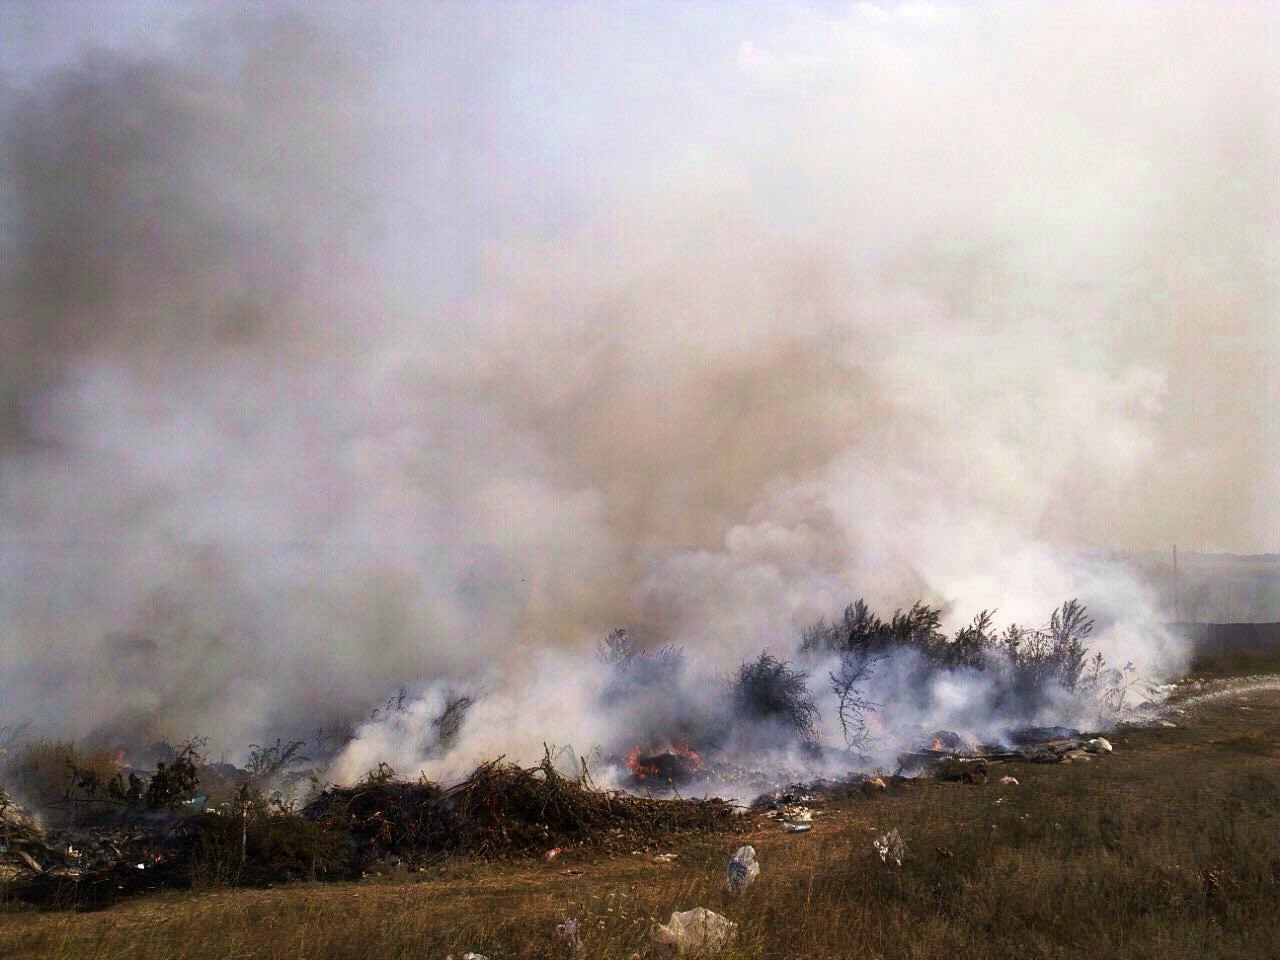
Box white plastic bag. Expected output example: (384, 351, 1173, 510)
(873, 828, 907, 866)
(650, 907, 739, 955)
(725, 844, 760, 893)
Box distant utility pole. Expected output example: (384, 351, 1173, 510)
(1172, 544, 1180, 623)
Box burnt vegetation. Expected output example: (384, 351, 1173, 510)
(801, 597, 1122, 743)
(1, 596, 1129, 908)
(9, 694, 1280, 959)
(305, 750, 737, 862)
(598, 627, 685, 690)
(730, 653, 820, 744)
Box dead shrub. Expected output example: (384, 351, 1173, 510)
(182, 810, 353, 887)
(731, 652, 819, 743)
(4, 739, 118, 809)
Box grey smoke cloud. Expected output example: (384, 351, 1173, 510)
(0, 2, 1275, 761)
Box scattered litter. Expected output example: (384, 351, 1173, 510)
(1159, 720, 1178, 728)
(873, 828, 907, 867)
(766, 802, 817, 823)
(560, 868, 585, 876)
(650, 907, 739, 955)
(783, 822, 812, 833)
(999, 776, 1019, 786)
(725, 845, 759, 893)
(652, 853, 678, 864)
(445, 954, 490, 960)
(1085, 737, 1113, 754)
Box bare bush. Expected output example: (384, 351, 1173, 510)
(830, 651, 879, 748)
(66, 738, 205, 812)
(245, 739, 309, 784)
(802, 598, 1114, 725)
(1002, 599, 1097, 693)
(0, 721, 31, 763)
(4, 738, 119, 808)
(732, 652, 819, 743)
(433, 694, 474, 749)
(802, 600, 950, 662)
(598, 627, 685, 691)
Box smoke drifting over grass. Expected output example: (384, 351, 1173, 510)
(0, 3, 1275, 774)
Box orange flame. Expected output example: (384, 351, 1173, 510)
(625, 741, 703, 779)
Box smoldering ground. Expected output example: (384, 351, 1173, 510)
(0, 3, 1276, 783)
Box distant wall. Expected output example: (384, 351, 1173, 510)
(1176, 622, 1280, 653)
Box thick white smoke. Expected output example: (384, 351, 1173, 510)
(1, 3, 1275, 782)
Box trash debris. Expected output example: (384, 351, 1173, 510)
(1159, 720, 1178, 728)
(652, 852, 678, 864)
(999, 776, 1019, 786)
(902, 724, 1124, 769)
(783, 822, 812, 833)
(725, 845, 759, 893)
(560, 868, 585, 876)
(650, 907, 739, 955)
(873, 828, 907, 867)
(445, 953, 490, 960)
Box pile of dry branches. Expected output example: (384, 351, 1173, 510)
(305, 752, 738, 859)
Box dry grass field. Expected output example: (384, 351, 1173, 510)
(6, 673, 1280, 960)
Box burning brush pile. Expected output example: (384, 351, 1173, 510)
(0, 596, 1149, 905)
(0, 746, 738, 906)
(307, 751, 737, 860)
(570, 599, 1136, 796)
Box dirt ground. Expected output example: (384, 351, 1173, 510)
(5, 679, 1280, 960)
